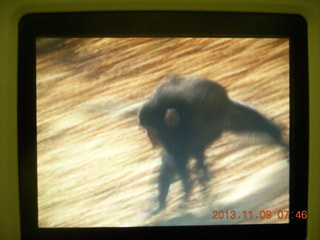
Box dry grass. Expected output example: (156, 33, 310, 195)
(36, 37, 289, 227)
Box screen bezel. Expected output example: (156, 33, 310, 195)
(18, 11, 308, 240)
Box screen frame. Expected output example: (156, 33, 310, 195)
(18, 11, 308, 240)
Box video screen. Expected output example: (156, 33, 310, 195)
(36, 38, 289, 227)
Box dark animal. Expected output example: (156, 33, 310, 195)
(138, 76, 288, 214)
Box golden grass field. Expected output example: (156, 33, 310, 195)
(36, 37, 289, 227)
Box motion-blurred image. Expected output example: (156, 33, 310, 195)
(36, 38, 289, 227)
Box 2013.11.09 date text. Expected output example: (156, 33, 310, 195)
(211, 210, 308, 220)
